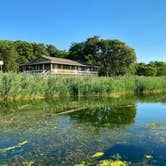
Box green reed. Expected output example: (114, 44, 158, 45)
(0, 72, 166, 100)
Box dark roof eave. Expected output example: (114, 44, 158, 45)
(20, 62, 93, 67)
(20, 61, 50, 66)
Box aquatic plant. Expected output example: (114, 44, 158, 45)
(0, 96, 165, 165)
(97, 160, 127, 166)
(148, 123, 159, 127)
(92, 152, 104, 158)
(0, 73, 166, 100)
(22, 161, 34, 166)
(144, 155, 153, 159)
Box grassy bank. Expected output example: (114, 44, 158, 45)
(0, 72, 166, 100)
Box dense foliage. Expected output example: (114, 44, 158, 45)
(0, 37, 165, 76)
(69, 36, 136, 76)
(136, 62, 166, 76)
(0, 73, 166, 100)
(149, 61, 166, 76)
(0, 40, 68, 72)
(0, 36, 137, 76)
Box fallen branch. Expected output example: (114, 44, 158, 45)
(56, 107, 88, 115)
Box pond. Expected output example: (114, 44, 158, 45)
(0, 94, 166, 166)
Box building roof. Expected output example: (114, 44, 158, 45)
(20, 56, 92, 67)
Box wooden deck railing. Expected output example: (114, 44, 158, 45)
(23, 69, 98, 75)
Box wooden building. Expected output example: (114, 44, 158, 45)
(20, 56, 97, 75)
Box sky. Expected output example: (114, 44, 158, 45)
(0, 0, 165, 63)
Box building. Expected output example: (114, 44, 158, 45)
(20, 56, 97, 75)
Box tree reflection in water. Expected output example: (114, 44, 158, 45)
(70, 105, 136, 126)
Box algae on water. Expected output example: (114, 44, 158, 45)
(91, 152, 104, 158)
(97, 160, 127, 166)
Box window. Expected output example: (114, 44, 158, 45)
(53, 64, 57, 69)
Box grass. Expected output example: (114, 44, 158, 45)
(0, 72, 166, 100)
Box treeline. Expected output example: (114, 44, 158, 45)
(0, 37, 136, 76)
(136, 62, 166, 76)
(0, 37, 165, 76)
(68, 36, 166, 76)
(0, 40, 68, 71)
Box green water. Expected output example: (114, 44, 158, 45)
(0, 94, 166, 166)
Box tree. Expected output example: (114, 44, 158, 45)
(0, 41, 18, 72)
(136, 63, 157, 76)
(14, 40, 34, 63)
(149, 61, 166, 76)
(57, 50, 69, 58)
(3, 46, 19, 72)
(46, 44, 69, 58)
(83, 36, 101, 64)
(69, 36, 136, 76)
(101, 39, 136, 76)
(46, 44, 59, 57)
(69, 42, 85, 61)
(32, 43, 48, 57)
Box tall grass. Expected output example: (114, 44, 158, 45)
(0, 72, 166, 100)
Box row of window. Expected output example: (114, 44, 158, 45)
(52, 64, 87, 70)
(23, 64, 91, 71)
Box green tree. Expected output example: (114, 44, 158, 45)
(3, 47, 18, 72)
(46, 44, 59, 57)
(101, 39, 136, 76)
(149, 61, 166, 76)
(0, 41, 18, 71)
(136, 63, 157, 76)
(69, 36, 136, 76)
(56, 50, 69, 58)
(83, 36, 101, 64)
(46, 44, 69, 58)
(69, 42, 85, 61)
(14, 40, 34, 63)
(32, 43, 48, 57)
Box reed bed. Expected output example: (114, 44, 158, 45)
(0, 72, 166, 100)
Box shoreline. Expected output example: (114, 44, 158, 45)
(1, 89, 166, 102)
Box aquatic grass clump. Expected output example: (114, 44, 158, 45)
(0, 72, 166, 100)
(134, 76, 166, 93)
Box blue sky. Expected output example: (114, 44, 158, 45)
(0, 0, 165, 62)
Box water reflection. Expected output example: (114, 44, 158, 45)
(0, 93, 165, 116)
(0, 94, 166, 165)
(70, 105, 136, 126)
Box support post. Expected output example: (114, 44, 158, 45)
(42, 64, 44, 71)
(50, 63, 52, 74)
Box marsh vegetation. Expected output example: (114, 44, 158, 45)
(0, 73, 166, 100)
